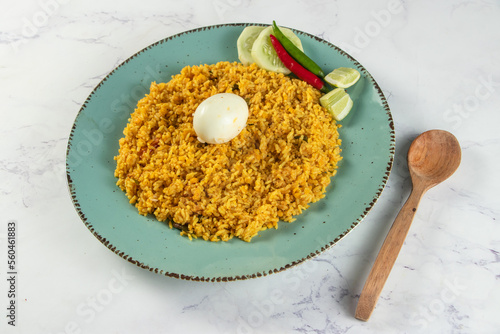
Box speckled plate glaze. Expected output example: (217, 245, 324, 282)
(66, 23, 395, 281)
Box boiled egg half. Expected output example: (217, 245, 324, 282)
(193, 93, 249, 144)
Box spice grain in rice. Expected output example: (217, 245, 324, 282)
(114, 61, 342, 242)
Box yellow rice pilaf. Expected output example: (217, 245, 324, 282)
(114, 61, 342, 242)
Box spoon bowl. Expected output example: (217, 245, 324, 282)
(355, 129, 461, 321)
(408, 130, 462, 188)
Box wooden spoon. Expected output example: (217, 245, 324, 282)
(355, 129, 461, 321)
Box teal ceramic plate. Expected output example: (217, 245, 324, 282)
(66, 24, 395, 281)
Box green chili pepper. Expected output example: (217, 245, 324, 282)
(272, 21, 325, 78)
(270, 34, 328, 93)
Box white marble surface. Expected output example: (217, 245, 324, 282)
(1, 0, 499, 333)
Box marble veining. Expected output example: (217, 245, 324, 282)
(1, 0, 499, 333)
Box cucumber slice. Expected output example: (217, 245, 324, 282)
(251, 25, 303, 74)
(237, 26, 266, 65)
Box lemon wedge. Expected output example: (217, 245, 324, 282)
(324, 67, 361, 88)
(320, 88, 353, 121)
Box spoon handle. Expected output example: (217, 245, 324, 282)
(355, 184, 426, 321)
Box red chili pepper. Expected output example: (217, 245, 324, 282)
(269, 34, 328, 93)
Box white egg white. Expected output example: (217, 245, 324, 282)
(193, 93, 249, 144)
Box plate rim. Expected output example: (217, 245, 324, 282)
(66, 23, 395, 282)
